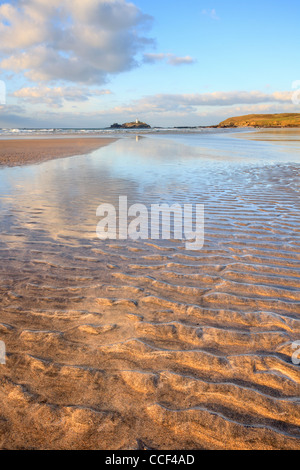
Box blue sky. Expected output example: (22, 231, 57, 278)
(0, 0, 299, 127)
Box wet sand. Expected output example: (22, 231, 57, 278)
(0, 132, 299, 450)
(0, 137, 117, 167)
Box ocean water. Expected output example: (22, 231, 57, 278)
(0, 126, 240, 138)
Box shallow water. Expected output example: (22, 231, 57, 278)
(0, 129, 299, 450)
(0, 130, 299, 244)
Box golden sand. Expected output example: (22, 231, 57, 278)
(1, 238, 299, 449)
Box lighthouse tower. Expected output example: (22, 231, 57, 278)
(136, 119, 139, 124)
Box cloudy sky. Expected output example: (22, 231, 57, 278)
(0, 0, 299, 127)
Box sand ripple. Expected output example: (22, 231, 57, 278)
(0, 161, 299, 449)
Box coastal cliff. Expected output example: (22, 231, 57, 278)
(217, 113, 300, 128)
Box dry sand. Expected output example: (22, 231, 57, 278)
(0, 137, 117, 167)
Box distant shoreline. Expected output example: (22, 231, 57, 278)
(107, 114, 300, 130)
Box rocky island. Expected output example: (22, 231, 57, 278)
(217, 113, 300, 128)
(110, 120, 151, 129)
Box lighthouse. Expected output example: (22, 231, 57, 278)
(136, 119, 139, 124)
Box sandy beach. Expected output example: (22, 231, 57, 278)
(0, 131, 299, 450)
(0, 138, 117, 167)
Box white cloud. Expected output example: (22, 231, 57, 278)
(111, 90, 293, 115)
(12, 86, 112, 107)
(59, 90, 293, 127)
(0, 0, 153, 84)
(143, 53, 195, 66)
(168, 56, 195, 66)
(1, 89, 296, 128)
(202, 9, 220, 20)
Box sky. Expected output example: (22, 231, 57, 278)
(0, 0, 299, 128)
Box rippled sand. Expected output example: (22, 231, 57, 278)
(0, 131, 299, 450)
